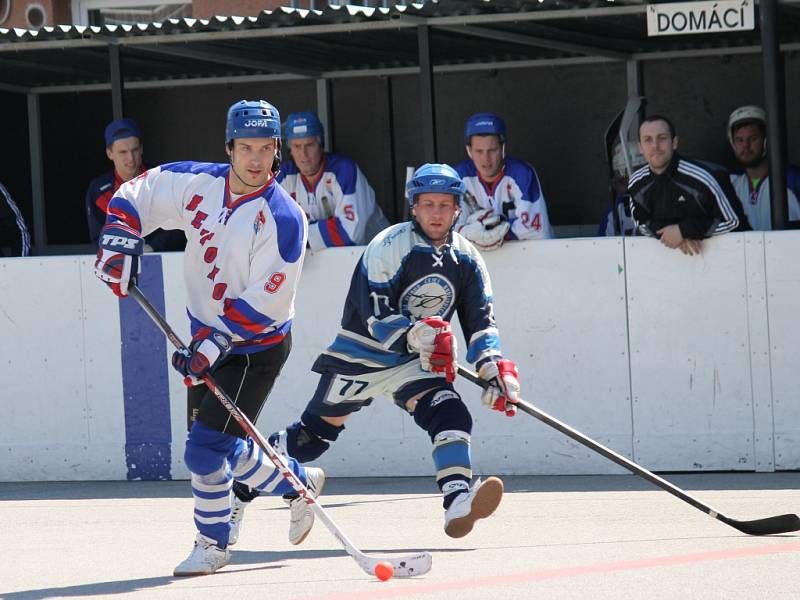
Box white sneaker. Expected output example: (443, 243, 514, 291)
(228, 495, 247, 546)
(286, 467, 326, 545)
(173, 533, 231, 576)
(443, 476, 504, 538)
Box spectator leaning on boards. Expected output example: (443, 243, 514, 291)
(628, 114, 750, 256)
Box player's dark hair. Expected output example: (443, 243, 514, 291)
(640, 114, 676, 139)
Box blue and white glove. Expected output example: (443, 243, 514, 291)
(94, 225, 143, 297)
(171, 327, 233, 387)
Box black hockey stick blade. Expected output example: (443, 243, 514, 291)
(718, 513, 800, 536)
(456, 364, 800, 537)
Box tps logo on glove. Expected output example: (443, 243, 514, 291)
(100, 234, 140, 250)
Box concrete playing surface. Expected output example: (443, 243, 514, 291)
(2, 473, 799, 599)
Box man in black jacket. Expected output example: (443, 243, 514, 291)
(628, 115, 749, 256)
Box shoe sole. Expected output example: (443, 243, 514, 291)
(173, 568, 219, 577)
(444, 476, 504, 539)
(173, 558, 231, 576)
(290, 471, 326, 546)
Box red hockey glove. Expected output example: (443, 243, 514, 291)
(479, 359, 521, 417)
(93, 225, 143, 297)
(171, 327, 233, 387)
(406, 317, 458, 383)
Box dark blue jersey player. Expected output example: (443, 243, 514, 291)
(232, 163, 523, 541)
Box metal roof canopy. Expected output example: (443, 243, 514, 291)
(2, 1, 800, 93)
(3, 0, 799, 252)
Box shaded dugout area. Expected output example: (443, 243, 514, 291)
(1, 0, 799, 252)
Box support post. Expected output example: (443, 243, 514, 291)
(109, 41, 125, 120)
(316, 78, 333, 152)
(27, 92, 46, 253)
(760, 0, 788, 230)
(417, 24, 437, 163)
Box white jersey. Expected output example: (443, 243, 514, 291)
(454, 156, 554, 240)
(106, 161, 308, 354)
(277, 153, 389, 251)
(729, 167, 800, 230)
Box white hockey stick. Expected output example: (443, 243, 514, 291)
(129, 284, 432, 577)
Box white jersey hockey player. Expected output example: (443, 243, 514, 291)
(726, 105, 800, 230)
(455, 112, 554, 250)
(230, 163, 524, 542)
(93, 99, 324, 576)
(277, 111, 390, 251)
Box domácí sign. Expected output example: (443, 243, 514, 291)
(647, 0, 755, 37)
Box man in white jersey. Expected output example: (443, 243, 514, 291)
(93, 100, 324, 576)
(454, 112, 554, 251)
(727, 105, 800, 230)
(277, 111, 389, 250)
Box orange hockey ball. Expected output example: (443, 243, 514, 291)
(374, 561, 394, 581)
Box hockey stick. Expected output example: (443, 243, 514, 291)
(457, 364, 800, 536)
(128, 284, 432, 577)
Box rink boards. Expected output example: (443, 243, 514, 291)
(1, 231, 798, 481)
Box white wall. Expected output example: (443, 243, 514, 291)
(0, 231, 797, 482)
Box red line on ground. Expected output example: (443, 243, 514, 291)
(295, 541, 800, 600)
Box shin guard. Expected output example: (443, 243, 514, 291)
(269, 410, 345, 463)
(411, 389, 473, 502)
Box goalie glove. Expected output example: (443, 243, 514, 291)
(171, 327, 233, 387)
(406, 317, 458, 383)
(94, 225, 144, 297)
(479, 359, 521, 417)
(458, 209, 510, 251)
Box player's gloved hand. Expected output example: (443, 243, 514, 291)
(93, 225, 144, 297)
(479, 359, 521, 417)
(171, 327, 233, 387)
(458, 209, 510, 251)
(406, 317, 458, 383)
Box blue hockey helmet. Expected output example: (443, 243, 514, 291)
(225, 100, 281, 144)
(284, 112, 325, 144)
(405, 163, 466, 206)
(464, 112, 506, 144)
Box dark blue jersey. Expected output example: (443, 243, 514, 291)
(312, 221, 502, 376)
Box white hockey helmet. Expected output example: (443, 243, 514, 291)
(612, 140, 646, 179)
(727, 105, 767, 148)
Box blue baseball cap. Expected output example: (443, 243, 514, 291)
(104, 118, 141, 147)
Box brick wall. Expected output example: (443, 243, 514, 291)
(1, 0, 70, 29)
